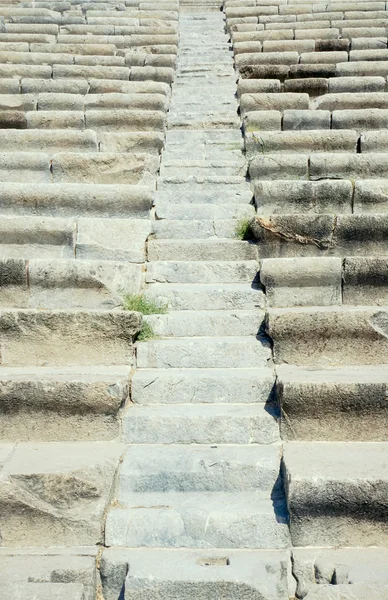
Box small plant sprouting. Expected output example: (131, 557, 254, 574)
(234, 217, 253, 241)
(122, 293, 168, 315)
(137, 320, 157, 342)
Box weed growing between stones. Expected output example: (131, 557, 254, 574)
(234, 217, 253, 241)
(137, 320, 157, 341)
(122, 293, 168, 315)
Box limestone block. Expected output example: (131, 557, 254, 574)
(132, 367, 273, 405)
(1, 582, 85, 599)
(147, 239, 258, 262)
(28, 258, 143, 309)
(304, 584, 388, 599)
(240, 92, 309, 113)
(300, 50, 348, 63)
(291, 547, 388, 599)
(27, 111, 85, 129)
(30, 42, 117, 55)
(284, 77, 328, 96)
(37, 93, 84, 111)
(53, 64, 130, 80)
(130, 65, 174, 83)
(310, 153, 388, 179)
(253, 179, 352, 214)
(122, 404, 278, 444)
(101, 548, 290, 600)
(0, 152, 49, 183)
(22, 77, 89, 94)
(295, 27, 340, 39)
(236, 51, 299, 67)
(354, 178, 388, 212)
(336, 60, 388, 77)
(0, 64, 52, 78)
(315, 92, 388, 110)
(283, 442, 388, 546)
(239, 64, 290, 79)
(84, 92, 167, 111)
(243, 110, 281, 132)
(328, 75, 385, 92)
(249, 154, 308, 180)
(0, 130, 97, 152)
(0, 549, 96, 600)
(350, 48, 388, 61)
(238, 78, 281, 96)
(352, 36, 388, 50)
(268, 306, 388, 366)
(76, 217, 151, 262)
(88, 79, 170, 96)
(0, 78, 20, 94)
(51, 152, 159, 186)
(0, 309, 141, 366)
(279, 364, 388, 442)
(261, 257, 342, 307)
(0, 93, 35, 111)
(98, 131, 164, 154)
(283, 110, 330, 130)
(0, 442, 124, 545)
(75, 55, 125, 67)
(85, 109, 165, 131)
(343, 257, 388, 305)
(249, 130, 357, 153)
(263, 39, 315, 53)
(289, 63, 336, 78)
(0, 258, 28, 307)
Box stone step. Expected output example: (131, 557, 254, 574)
(0, 258, 143, 309)
(148, 239, 258, 261)
(0, 308, 141, 367)
(101, 547, 290, 600)
(146, 260, 258, 283)
(267, 306, 388, 367)
(146, 310, 262, 336)
(0, 441, 124, 546)
(116, 444, 281, 493)
(136, 337, 271, 368)
(0, 216, 75, 260)
(0, 183, 153, 218)
(105, 491, 290, 549)
(152, 219, 237, 239)
(0, 547, 96, 600)
(122, 403, 279, 444)
(168, 110, 240, 129)
(132, 367, 274, 404)
(283, 441, 388, 547)
(157, 186, 252, 204)
(0, 365, 130, 441)
(245, 130, 358, 155)
(277, 364, 388, 442)
(144, 283, 264, 310)
(154, 203, 254, 220)
(160, 160, 246, 178)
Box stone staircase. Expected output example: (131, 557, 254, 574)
(1, 0, 388, 596)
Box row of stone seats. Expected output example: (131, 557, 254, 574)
(0, 0, 178, 595)
(226, 0, 388, 591)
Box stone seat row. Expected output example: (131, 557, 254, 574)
(229, 18, 388, 30)
(0, 51, 177, 68)
(235, 39, 388, 52)
(253, 178, 388, 212)
(249, 152, 388, 180)
(0, 63, 176, 82)
(239, 77, 388, 95)
(239, 60, 388, 79)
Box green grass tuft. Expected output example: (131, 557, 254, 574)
(122, 293, 168, 315)
(234, 217, 253, 241)
(137, 321, 157, 342)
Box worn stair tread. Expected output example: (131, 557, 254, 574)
(105, 490, 290, 549)
(122, 402, 280, 444)
(101, 547, 290, 600)
(145, 284, 264, 310)
(136, 336, 271, 369)
(116, 443, 282, 493)
(132, 367, 275, 404)
(146, 260, 258, 284)
(145, 310, 262, 336)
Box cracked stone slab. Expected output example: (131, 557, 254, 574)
(0, 442, 124, 546)
(101, 548, 291, 600)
